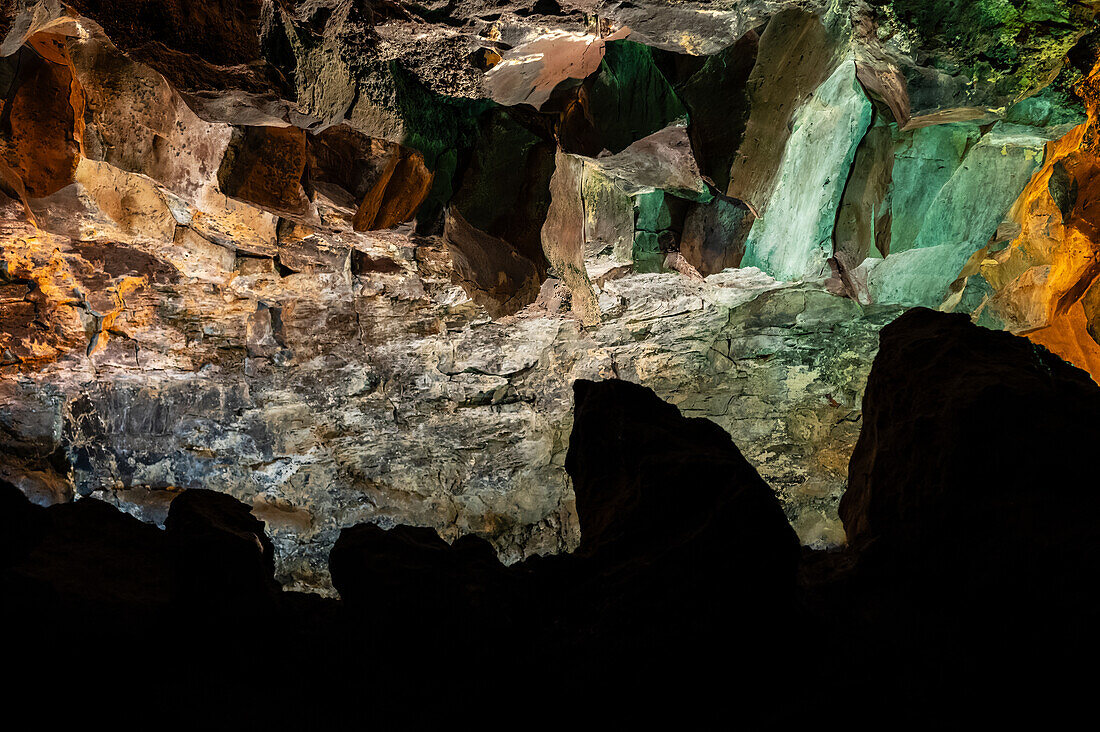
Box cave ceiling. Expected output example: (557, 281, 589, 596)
(2, 0, 1100, 591)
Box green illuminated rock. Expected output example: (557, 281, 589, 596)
(888, 123, 981, 255)
(741, 61, 872, 281)
(874, 0, 1095, 118)
(585, 40, 687, 155)
(868, 123, 1050, 307)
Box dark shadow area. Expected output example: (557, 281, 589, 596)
(5, 309, 1100, 724)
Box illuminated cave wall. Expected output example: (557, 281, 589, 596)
(2, 1, 1100, 590)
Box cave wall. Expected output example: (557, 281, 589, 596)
(3, 0, 1100, 591)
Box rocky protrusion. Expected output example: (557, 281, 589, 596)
(218, 125, 310, 214)
(841, 309, 1100, 612)
(443, 208, 543, 317)
(331, 377, 802, 655)
(678, 197, 752, 275)
(1, 39, 84, 197)
(540, 150, 600, 325)
(726, 8, 841, 214)
(741, 60, 873, 280)
(330, 524, 509, 628)
(566, 379, 801, 609)
(308, 125, 433, 231)
(867, 123, 1053, 307)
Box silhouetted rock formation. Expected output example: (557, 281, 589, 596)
(2, 479, 327, 721)
(840, 308, 1100, 637)
(165, 487, 280, 603)
(330, 380, 801, 643)
(329, 378, 803, 718)
(6, 318, 1100, 722)
(814, 308, 1100, 720)
(561, 378, 800, 633)
(330, 522, 514, 647)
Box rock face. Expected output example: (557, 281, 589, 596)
(6, 356, 1100, 722)
(741, 60, 873, 279)
(0, 380, 800, 721)
(829, 308, 1100, 696)
(3, 0, 1100, 592)
(866, 123, 1055, 306)
(324, 378, 802, 707)
(842, 308, 1100, 588)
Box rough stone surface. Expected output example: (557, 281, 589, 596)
(3, 0, 1100, 593)
(742, 60, 873, 280)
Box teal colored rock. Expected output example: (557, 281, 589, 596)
(741, 61, 872, 281)
(632, 232, 663, 273)
(634, 190, 673, 235)
(632, 190, 689, 271)
(1005, 87, 1088, 128)
(889, 123, 981, 255)
(868, 123, 1049, 307)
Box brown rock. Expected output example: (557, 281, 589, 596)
(726, 8, 839, 214)
(352, 147, 433, 231)
(833, 120, 894, 262)
(218, 125, 309, 214)
(680, 197, 752, 276)
(308, 124, 433, 231)
(1, 39, 84, 197)
(443, 208, 542, 317)
(540, 151, 600, 326)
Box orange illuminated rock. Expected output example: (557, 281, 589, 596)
(1025, 300, 1100, 383)
(352, 148, 433, 232)
(1085, 276, 1100, 344)
(1, 37, 85, 198)
(307, 125, 433, 232)
(983, 61, 1100, 381)
(217, 125, 309, 214)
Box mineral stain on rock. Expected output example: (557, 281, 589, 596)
(2, 0, 1100, 601)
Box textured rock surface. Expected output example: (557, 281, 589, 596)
(7, 345, 1100, 723)
(741, 60, 872, 279)
(3, 0, 1100, 592)
(0, 380, 803, 722)
(866, 123, 1054, 306)
(0, 199, 899, 587)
